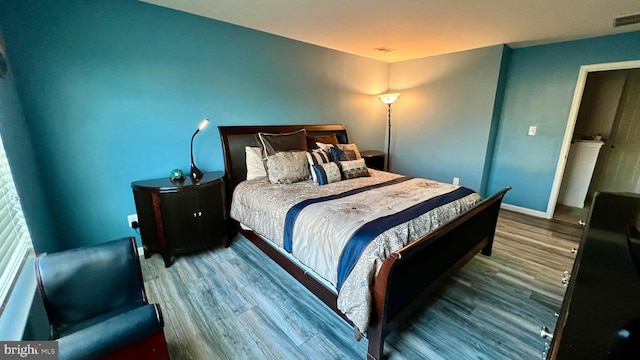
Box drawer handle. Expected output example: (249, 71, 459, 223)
(571, 247, 578, 254)
(541, 342, 550, 359)
(540, 326, 554, 340)
(561, 271, 571, 286)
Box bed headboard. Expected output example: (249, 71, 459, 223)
(218, 124, 348, 208)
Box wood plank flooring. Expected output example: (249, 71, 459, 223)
(141, 210, 582, 359)
(553, 202, 591, 227)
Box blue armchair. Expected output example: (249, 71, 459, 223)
(34, 237, 170, 360)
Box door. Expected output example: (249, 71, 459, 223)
(195, 184, 226, 242)
(160, 188, 205, 253)
(593, 70, 640, 193)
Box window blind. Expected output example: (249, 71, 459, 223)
(0, 136, 32, 312)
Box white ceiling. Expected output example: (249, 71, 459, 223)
(141, 0, 640, 62)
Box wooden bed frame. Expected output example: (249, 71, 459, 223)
(219, 124, 510, 359)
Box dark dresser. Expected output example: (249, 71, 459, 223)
(132, 171, 228, 267)
(546, 192, 640, 359)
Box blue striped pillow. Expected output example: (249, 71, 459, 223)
(312, 162, 342, 185)
(306, 149, 331, 184)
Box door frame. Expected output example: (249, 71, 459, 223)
(546, 59, 640, 219)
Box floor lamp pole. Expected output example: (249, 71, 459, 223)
(378, 92, 400, 172)
(386, 103, 392, 171)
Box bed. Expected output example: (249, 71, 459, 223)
(219, 124, 510, 359)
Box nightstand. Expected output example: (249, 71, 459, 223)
(360, 150, 386, 171)
(131, 171, 228, 267)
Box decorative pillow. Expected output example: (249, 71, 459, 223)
(312, 162, 342, 185)
(306, 149, 331, 184)
(306, 133, 339, 149)
(330, 147, 357, 161)
(338, 159, 370, 180)
(316, 142, 362, 160)
(265, 151, 310, 184)
(315, 142, 334, 156)
(245, 146, 266, 180)
(258, 129, 307, 157)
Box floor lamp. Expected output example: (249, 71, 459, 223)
(378, 93, 400, 171)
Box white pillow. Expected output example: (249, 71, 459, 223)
(245, 146, 266, 180)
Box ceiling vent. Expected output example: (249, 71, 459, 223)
(373, 46, 395, 53)
(613, 13, 640, 27)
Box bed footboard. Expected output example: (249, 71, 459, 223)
(366, 186, 510, 360)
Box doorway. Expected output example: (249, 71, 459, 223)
(590, 69, 640, 194)
(548, 60, 640, 225)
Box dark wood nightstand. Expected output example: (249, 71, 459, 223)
(360, 150, 386, 171)
(131, 171, 229, 267)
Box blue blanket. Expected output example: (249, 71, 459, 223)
(283, 178, 474, 290)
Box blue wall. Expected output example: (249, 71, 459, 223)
(0, 40, 57, 254)
(487, 31, 640, 212)
(2, 0, 640, 254)
(388, 45, 507, 194)
(0, 0, 388, 250)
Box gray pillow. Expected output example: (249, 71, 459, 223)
(265, 151, 310, 184)
(338, 159, 370, 180)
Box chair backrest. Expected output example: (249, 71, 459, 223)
(35, 237, 147, 338)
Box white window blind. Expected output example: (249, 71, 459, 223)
(0, 135, 33, 312)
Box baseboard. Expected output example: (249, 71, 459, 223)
(501, 203, 550, 219)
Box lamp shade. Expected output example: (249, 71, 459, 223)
(378, 93, 400, 105)
(196, 118, 209, 131)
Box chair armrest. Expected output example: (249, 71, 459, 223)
(57, 303, 163, 360)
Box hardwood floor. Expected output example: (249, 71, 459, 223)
(141, 210, 582, 359)
(553, 202, 591, 226)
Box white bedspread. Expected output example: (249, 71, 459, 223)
(230, 170, 481, 332)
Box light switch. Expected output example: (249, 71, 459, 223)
(528, 126, 537, 136)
